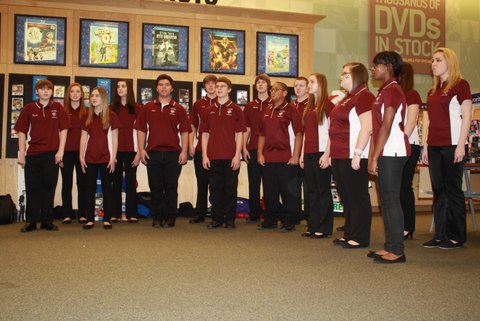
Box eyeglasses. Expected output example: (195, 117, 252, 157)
(270, 88, 285, 93)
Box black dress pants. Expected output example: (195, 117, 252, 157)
(246, 149, 263, 219)
(428, 145, 467, 243)
(331, 158, 372, 245)
(208, 159, 239, 223)
(85, 163, 113, 223)
(24, 151, 58, 224)
(146, 151, 181, 221)
(112, 151, 138, 219)
(304, 152, 333, 235)
(61, 151, 87, 219)
(194, 151, 209, 218)
(262, 162, 301, 226)
(400, 144, 420, 233)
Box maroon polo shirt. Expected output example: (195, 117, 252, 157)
(426, 79, 471, 146)
(291, 98, 309, 117)
(329, 85, 375, 159)
(258, 101, 303, 163)
(14, 100, 70, 156)
(244, 97, 272, 150)
(135, 98, 191, 152)
(372, 78, 410, 157)
(110, 103, 141, 152)
(200, 99, 246, 160)
(303, 100, 335, 154)
(82, 111, 121, 164)
(190, 96, 216, 152)
(65, 107, 85, 152)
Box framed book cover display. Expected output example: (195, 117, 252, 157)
(256, 32, 298, 78)
(201, 27, 245, 75)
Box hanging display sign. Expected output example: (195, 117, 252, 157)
(368, 0, 445, 74)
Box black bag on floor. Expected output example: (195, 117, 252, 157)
(0, 194, 17, 225)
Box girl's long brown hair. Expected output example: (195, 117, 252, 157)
(85, 87, 110, 130)
(303, 73, 329, 125)
(111, 79, 137, 115)
(64, 83, 87, 118)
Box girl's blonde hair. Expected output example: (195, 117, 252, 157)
(85, 87, 110, 130)
(303, 73, 329, 125)
(430, 47, 462, 96)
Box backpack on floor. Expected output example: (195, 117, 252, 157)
(0, 194, 17, 225)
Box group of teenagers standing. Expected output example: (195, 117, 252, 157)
(16, 47, 472, 264)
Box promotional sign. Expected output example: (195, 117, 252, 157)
(369, 0, 445, 74)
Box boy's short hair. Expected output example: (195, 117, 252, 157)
(35, 79, 54, 91)
(255, 74, 271, 87)
(216, 77, 232, 89)
(203, 75, 218, 87)
(156, 74, 174, 88)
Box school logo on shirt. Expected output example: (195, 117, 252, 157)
(51, 110, 58, 119)
(226, 108, 233, 116)
(169, 108, 176, 115)
(278, 110, 285, 118)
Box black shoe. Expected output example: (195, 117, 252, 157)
(257, 223, 277, 230)
(62, 218, 72, 224)
(78, 218, 88, 224)
(207, 221, 223, 229)
(374, 254, 406, 264)
(225, 221, 236, 229)
(301, 231, 312, 237)
(342, 241, 368, 249)
(103, 223, 113, 230)
(152, 219, 162, 228)
(438, 239, 463, 250)
(279, 224, 295, 233)
(311, 232, 328, 239)
(367, 251, 383, 259)
(128, 218, 139, 224)
(40, 223, 59, 231)
(163, 218, 176, 228)
(422, 238, 441, 248)
(332, 238, 347, 246)
(336, 225, 345, 231)
(20, 223, 37, 233)
(83, 223, 94, 230)
(189, 215, 205, 224)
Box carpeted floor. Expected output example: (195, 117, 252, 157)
(1, 214, 479, 321)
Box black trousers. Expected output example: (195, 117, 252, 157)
(194, 151, 209, 218)
(85, 163, 113, 223)
(400, 144, 421, 233)
(24, 151, 58, 224)
(428, 145, 467, 243)
(146, 151, 181, 220)
(246, 149, 263, 219)
(262, 162, 301, 226)
(331, 158, 372, 245)
(304, 152, 333, 235)
(208, 159, 239, 223)
(112, 151, 138, 219)
(61, 151, 87, 219)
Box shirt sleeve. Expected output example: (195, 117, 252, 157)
(178, 106, 192, 133)
(14, 105, 30, 134)
(456, 79, 472, 105)
(134, 105, 147, 133)
(290, 107, 303, 134)
(355, 91, 374, 116)
(235, 105, 246, 133)
(382, 87, 404, 112)
(57, 104, 71, 131)
(110, 112, 121, 130)
(189, 103, 200, 128)
(406, 89, 422, 106)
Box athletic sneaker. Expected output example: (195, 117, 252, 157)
(438, 239, 463, 250)
(422, 238, 441, 248)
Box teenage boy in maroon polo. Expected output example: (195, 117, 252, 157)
(257, 82, 303, 232)
(136, 74, 191, 228)
(201, 77, 246, 229)
(15, 79, 70, 232)
(243, 74, 271, 222)
(291, 76, 310, 221)
(188, 75, 217, 224)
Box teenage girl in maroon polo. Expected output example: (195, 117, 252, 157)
(398, 63, 422, 239)
(201, 77, 245, 229)
(299, 73, 335, 238)
(368, 51, 409, 263)
(422, 48, 472, 250)
(80, 87, 120, 230)
(188, 75, 217, 224)
(61, 83, 88, 224)
(15, 79, 69, 233)
(257, 82, 303, 232)
(243, 74, 272, 222)
(110, 80, 141, 224)
(329, 63, 374, 248)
